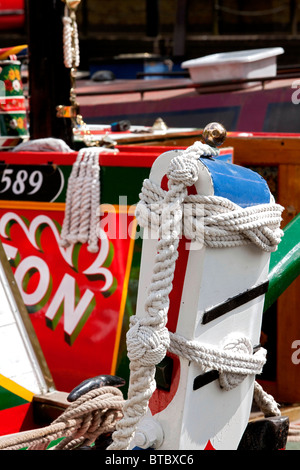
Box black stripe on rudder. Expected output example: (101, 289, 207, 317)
(202, 281, 269, 325)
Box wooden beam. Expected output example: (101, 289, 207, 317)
(224, 135, 300, 166)
(26, 0, 73, 147)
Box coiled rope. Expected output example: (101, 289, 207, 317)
(0, 386, 124, 451)
(0, 387, 124, 450)
(108, 141, 283, 450)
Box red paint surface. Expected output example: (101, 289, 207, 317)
(204, 440, 215, 450)
(0, 208, 135, 392)
(0, 0, 25, 30)
(0, 403, 34, 436)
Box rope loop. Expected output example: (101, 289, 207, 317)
(218, 334, 256, 390)
(169, 331, 267, 385)
(167, 155, 199, 186)
(136, 183, 284, 252)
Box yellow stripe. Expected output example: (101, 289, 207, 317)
(0, 374, 34, 403)
(110, 218, 137, 374)
(0, 202, 136, 213)
(0, 201, 65, 211)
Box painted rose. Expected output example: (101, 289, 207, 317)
(4, 79, 13, 92)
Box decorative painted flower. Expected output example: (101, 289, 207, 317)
(17, 117, 24, 129)
(14, 69, 21, 81)
(8, 69, 16, 81)
(12, 80, 21, 92)
(4, 79, 13, 92)
(9, 119, 18, 129)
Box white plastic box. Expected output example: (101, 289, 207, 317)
(181, 47, 284, 84)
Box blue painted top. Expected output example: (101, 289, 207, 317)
(200, 157, 271, 208)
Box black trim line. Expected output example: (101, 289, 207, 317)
(202, 281, 269, 325)
(193, 370, 219, 390)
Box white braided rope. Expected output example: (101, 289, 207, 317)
(253, 381, 281, 417)
(136, 181, 284, 252)
(60, 147, 106, 253)
(108, 141, 283, 450)
(63, 6, 80, 69)
(88, 150, 102, 252)
(169, 332, 279, 418)
(169, 331, 266, 380)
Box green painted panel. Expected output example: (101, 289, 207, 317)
(57, 165, 150, 205)
(264, 213, 300, 312)
(0, 386, 28, 411)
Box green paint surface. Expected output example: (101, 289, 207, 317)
(57, 165, 150, 205)
(0, 386, 28, 411)
(264, 213, 300, 311)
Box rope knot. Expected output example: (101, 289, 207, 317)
(219, 333, 260, 391)
(167, 155, 199, 186)
(126, 320, 170, 366)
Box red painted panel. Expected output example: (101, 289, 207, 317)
(0, 207, 136, 393)
(0, 146, 231, 168)
(0, 403, 34, 436)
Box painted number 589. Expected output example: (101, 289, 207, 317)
(0, 169, 43, 195)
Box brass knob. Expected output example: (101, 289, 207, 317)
(202, 122, 227, 147)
